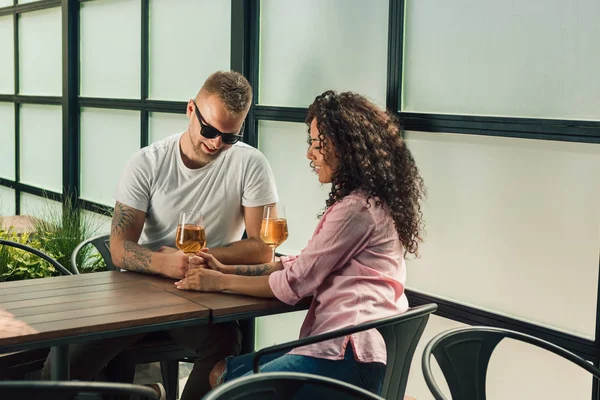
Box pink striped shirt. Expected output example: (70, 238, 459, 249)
(268, 191, 408, 364)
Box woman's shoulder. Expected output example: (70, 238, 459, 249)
(335, 191, 393, 223)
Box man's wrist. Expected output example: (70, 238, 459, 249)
(219, 274, 234, 291)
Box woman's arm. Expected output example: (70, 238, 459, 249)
(221, 262, 283, 276)
(198, 250, 283, 276)
(175, 268, 276, 298)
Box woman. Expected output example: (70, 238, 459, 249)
(175, 90, 426, 395)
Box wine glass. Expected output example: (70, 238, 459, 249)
(175, 210, 206, 268)
(260, 204, 288, 262)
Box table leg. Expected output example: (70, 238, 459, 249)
(50, 344, 70, 380)
(240, 318, 256, 354)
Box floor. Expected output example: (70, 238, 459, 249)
(133, 362, 192, 399)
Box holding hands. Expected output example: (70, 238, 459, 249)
(175, 251, 225, 291)
(157, 246, 207, 280)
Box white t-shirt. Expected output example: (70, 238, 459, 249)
(114, 132, 279, 250)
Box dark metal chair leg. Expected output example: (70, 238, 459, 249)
(239, 318, 256, 355)
(50, 345, 70, 381)
(161, 360, 179, 400)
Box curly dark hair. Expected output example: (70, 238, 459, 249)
(306, 90, 426, 256)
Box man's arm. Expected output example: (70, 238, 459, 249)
(109, 201, 194, 279)
(206, 205, 274, 264)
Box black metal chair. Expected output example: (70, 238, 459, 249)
(421, 326, 600, 400)
(70, 233, 115, 273)
(202, 371, 385, 400)
(0, 238, 72, 277)
(0, 239, 71, 381)
(250, 303, 437, 400)
(0, 380, 158, 400)
(71, 234, 193, 400)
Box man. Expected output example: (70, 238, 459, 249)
(43, 71, 278, 399)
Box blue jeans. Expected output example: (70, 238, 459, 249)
(222, 344, 386, 396)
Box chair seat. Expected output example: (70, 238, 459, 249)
(0, 348, 50, 379)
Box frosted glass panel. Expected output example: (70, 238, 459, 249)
(149, 0, 230, 101)
(404, 131, 600, 338)
(19, 104, 62, 192)
(18, 7, 61, 96)
(20, 193, 62, 219)
(0, 16, 13, 94)
(0, 103, 15, 180)
(80, 108, 140, 206)
(83, 210, 113, 235)
(80, 0, 140, 98)
(405, 315, 593, 400)
(486, 339, 593, 399)
(0, 0, 13, 7)
(17, 0, 41, 3)
(259, 0, 388, 107)
(255, 310, 307, 350)
(403, 0, 600, 120)
(148, 112, 188, 144)
(0, 186, 16, 216)
(258, 121, 330, 255)
(405, 315, 464, 399)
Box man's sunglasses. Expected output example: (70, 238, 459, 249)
(193, 100, 244, 145)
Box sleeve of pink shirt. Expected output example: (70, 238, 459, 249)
(268, 198, 375, 305)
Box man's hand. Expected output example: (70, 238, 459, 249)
(175, 267, 224, 292)
(157, 246, 179, 254)
(161, 251, 205, 280)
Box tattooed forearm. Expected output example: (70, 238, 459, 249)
(111, 202, 135, 237)
(234, 264, 273, 276)
(121, 241, 153, 274)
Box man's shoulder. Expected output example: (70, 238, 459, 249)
(227, 142, 268, 163)
(133, 133, 181, 163)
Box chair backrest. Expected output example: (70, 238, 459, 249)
(422, 326, 600, 400)
(71, 234, 116, 274)
(202, 371, 385, 400)
(0, 239, 71, 276)
(378, 303, 436, 400)
(0, 380, 158, 400)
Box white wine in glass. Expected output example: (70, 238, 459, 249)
(260, 204, 288, 261)
(175, 210, 206, 256)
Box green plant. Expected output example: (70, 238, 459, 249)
(33, 195, 108, 274)
(0, 229, 62, 282)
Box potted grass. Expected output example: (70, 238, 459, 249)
(32, 195, 109, 274)
(0, 195, 109, 281)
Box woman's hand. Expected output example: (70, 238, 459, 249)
(175, 267, 224, 292)
(196, 250, 226, 273)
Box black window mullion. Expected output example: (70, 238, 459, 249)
(386, 0, 403, 113)
(230, 0, 259, 149)
(140, 0, 148, 148)
(13, 8, 19, 214)
(62, 0, 79, 206)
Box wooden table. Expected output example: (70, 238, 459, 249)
(0, 270, 309, 380)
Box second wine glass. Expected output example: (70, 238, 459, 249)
(260, 204, 288, 262)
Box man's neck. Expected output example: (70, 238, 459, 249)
(179, 130, 210, 169)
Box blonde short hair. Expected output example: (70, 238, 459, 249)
(200, 71, 252, 117)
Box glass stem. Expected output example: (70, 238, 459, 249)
(271, 246, 276, 262)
